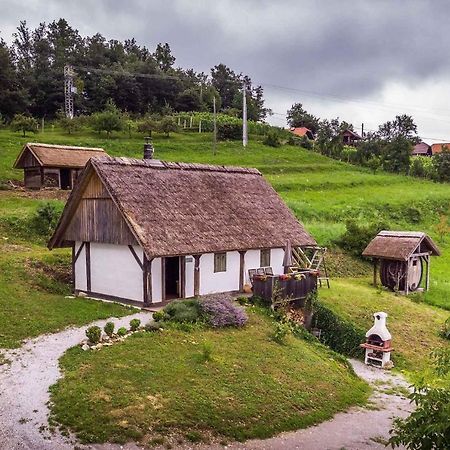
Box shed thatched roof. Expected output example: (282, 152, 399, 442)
(14, 143, 106, 169)
(49, 156, 316, 257)
(362, 231, 440, 261)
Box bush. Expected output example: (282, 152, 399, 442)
(152, 310, 168, 322)
(313, 303, 365, 356)
(271, 321, 291, 345)
(200, 296, 248, 328)
(144, 321, 162, 332)
(337, 220, 389, 257)
(217, 123, 241, 141)
(117, 327, 127, 337)
(433, 149, 450, 182)
(263, 130, 281, 148)
(440, 317, 450, 340)
(103, 322, 114, 337)
(30, 202, 62, 237)
(163, 299, 202, 323)
(85, 326, 102, 344)
(90, 100, 124, 137)
(129, 318, 141, 331)
(158, 116, 178, 137)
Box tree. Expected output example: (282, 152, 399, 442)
(389, 348, 450, 449)
(90, 100, 124, 137)
(10, 113, 38, 137)
(433, 148, 450, 182)
(158, 116, 177, 137)
(378, 114, 419, 143)
(176, 88, 201, 112)
(137, 116, 158, 136)
(153, 43, 175, 71)
(211, 64, 241, 110)
(286, 103, 320, 135)
(381, 136, 411, 173)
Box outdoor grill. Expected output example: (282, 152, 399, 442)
(360, 312, 393, 368)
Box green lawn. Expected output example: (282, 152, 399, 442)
(49, 309, 370, 445)
(319, 280, 449, 374)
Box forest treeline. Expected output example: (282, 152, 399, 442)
(0, 18, 269, 121)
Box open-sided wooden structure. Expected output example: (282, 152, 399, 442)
(48, 155, 317, 307)
(363, 231, 440, 294)
(13, 143, 106, 189)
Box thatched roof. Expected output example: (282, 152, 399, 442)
(49, 156, 316, 257)
(14, 143, 106, 169)
(362, 231, 440, 261)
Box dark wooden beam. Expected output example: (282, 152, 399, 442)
(128, 245, 143, 270)
(239, 250, 246, 292)
(143, 255, 153, 306)
(71, 243, 75, 288)
(161, 257, 166, 302)
(74, 241, 85, 264)
(180, 256, 186, 298)
(40, 166, 44, 188)
(85, 242, 91, 292)
(194, 254, 201, 297)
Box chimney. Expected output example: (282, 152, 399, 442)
(143, 136, 154, 160)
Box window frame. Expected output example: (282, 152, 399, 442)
(214, 252, 227, 273)
(260, 248, 271, 267)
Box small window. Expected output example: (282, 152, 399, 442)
(260, 249, 271, 267)
(214, 252, 227, 272)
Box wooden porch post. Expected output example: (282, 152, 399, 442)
(161, 257, 166, 302)
(193, 254, 201, 297)
(143, 255, 153, 306)
(180, 256, 186, 298)
(85, 242, 91, 292)
(405, 258, 409, 295)
(373, 258, 378, 287)
(239, 251, 246, 292)
(425, 255, 430, 291)
(71, 243, 76, 289)
(40, 167, 44, 188)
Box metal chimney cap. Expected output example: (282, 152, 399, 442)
(143, 137, 154, 160)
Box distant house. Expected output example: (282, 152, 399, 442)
(13, 143, 106, 190)
(342, 129, 362, 146)
(431, 143, 450, 155)
(412, 142, 432, 157)
(48, 154, 317, 307)
(290, 127, 314, 140)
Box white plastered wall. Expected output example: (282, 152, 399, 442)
(185, 256, 195, 298)
(151, 257, 163, 303)
(74, 241, 87, 291)
(90, 243, 144, 302)
(199, 251, 241, 295)
(243, 248, 285, 284)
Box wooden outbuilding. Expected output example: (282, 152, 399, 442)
(363, 231, 440, 294)
(13, 143, 106, 190)
(342, 129, 362, 145)
(48, 155, 317, 307)
(412, 142, 432, 157)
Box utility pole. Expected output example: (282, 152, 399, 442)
(64, 65, 75, 119)
(242, 81, 248, 147)
(213, 96, 217, 155)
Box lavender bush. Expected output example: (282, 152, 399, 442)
(200, 295, 248, 328)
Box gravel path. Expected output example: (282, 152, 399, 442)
(0, 320, 412, 450)
(0, 311, 151, 450)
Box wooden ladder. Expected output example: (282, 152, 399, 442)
(292, 246, 330, 288)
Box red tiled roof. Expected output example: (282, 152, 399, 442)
(431, 143, 450, 154)
(290, 127, 312, 137)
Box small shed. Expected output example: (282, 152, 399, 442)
(412, 142, 432, 157)
(362, 231, 440, 294)
(13, 143, 106, 190)
(342, 129, 362, 146)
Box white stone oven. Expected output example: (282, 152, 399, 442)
(360, 312, 393, 368)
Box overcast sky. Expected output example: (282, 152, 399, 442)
(2, 0, 450, 142)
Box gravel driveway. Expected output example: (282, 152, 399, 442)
(0, 315, 411, 450)
(0, 311, 151, 450)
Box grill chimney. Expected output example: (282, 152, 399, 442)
(143, 136, 154, 160)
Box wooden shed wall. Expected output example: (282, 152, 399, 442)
(24, 168, 42, 188)
(64, 173, 137, 245)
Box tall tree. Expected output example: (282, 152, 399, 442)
(377, 114, 419, 143)
(286, 103, 320, 134)
(153, 43, 175, 71)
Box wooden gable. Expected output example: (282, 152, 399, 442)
(64, 172, 137, 245)
(14, 146, 41, 169)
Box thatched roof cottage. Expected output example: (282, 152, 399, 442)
(14, 143, 106, 189)
(48, 155, 316, 306)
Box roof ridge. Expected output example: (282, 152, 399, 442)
(92, 155, 261, 175)
(27, 143, 105, 152)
